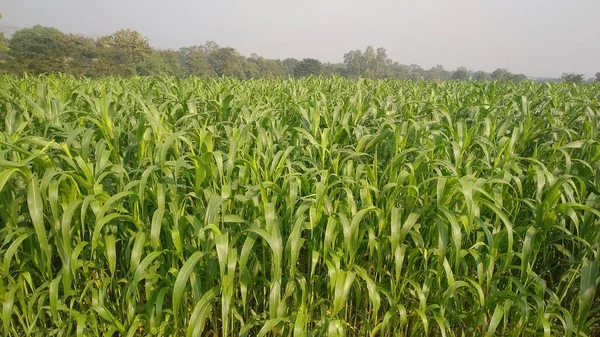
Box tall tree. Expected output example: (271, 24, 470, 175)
(343, 49, 364, 77)
(202, 41, 220, 54)
(452, 67, 469, 80)
(6, 25, 66, 74)
(282, 58, 299, 77)
(208, 47, 247, 78)
(90, 29, 151, 76)
(594, 72, 600, 82)
(473, 71, 490, 81)
(294, 58, 323, 77)
(91, 46, 137, 76)
(407, 64, 424, 80)
(426, 65, 450, 81)
(512, 74, 528, 83)
(343, 46, 390, 78)
(322, 63, 345, 77)
(137, 49, 183, 76)
(59, 33, 97, 76)
(561, 73, 584, 84)
(179, 46, 215, 77)
(0, 13, 7, 52)
(389, 62, 409, 79)
(99, 29, 151, 63)
(247, 54, 285, 78)
(362, 46, 376, 78)
(491, 68, 513, 80)
(374, 47, 390, 78)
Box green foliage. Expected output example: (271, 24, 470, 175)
(0, 13, 7, 52)
(98, 29, 151, 63)
(473, 70, 490, 81)
(5, 25, 66, 74)
(58, 34, 98, 76)
(452, 67, 469, 80)
(425, 65, 451, 81)
(490, 69, 529, 83)
(343, 47, 391, 78)
(282, 58, 300, 77)
(179, 45, 216, 77)
(136, 49, 184, 77)
(562, 73, 585, 84)
(1, 22, 549, 81)
(1, 75, 599, 336)
(2, 26, 151, 77)
(491, 68, 513, 81)
(247, 54, 286, 78)
(208, 47, 247, 78)
(93, 29, 151, 76)
(512, 73, 529, 83)
(294, 58, 323, 77)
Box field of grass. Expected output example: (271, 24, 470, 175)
(0, 75, 599, 336)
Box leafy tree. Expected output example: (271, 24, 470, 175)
(208, 47, 247, 78)
(91, 46, 137, 76)
(491, 68, 513, 81)
(561, 73, 584, 84)
(245, 60, 261, 78)
(2, 21, 579, 82)
(343, 46, 390, 78)
(473, 71, 490, 81)
(202, 41, 220, 54)
(452, 67, 469, 80)
(282, 58, 299, 77)
(594, 72, 600, 82)
(99, 29, 150, 63)
(179, 46, 215, 77)
(0, 13, 7, 52)
(6, 25, 66, 74)
(374, 48, 390, 78)
(0, 14, 9, 68)
(137, 49, 183, 76)
(512, 74, 528, 83)
(293, 58, 323, 77)
(89, 29, 151, 76)
(247, 54, 285, 78)
(263, 59, 286, 77)
(363, 46, 376, 76)
(425, 65, 450, 81)
(322, 63, 345, 77)
(59, 34, 98, 76)
(388, 62, 409, 79)
(408, 64, 423, 73)
(407, 64, 425, 80)
(343, 49, 364, 77)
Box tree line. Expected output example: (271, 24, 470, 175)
(0, 22, 597, 83)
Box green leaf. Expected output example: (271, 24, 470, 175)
(28, 174, 51, 276)
(487, 304, 504, 337)
(173, 251, 205, 319)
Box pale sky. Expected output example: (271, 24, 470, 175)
(1, 0, 599, 78)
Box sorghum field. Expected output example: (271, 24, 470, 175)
(1, 75, 599, 336)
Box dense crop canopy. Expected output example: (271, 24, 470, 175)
(0, 75, 599, 336)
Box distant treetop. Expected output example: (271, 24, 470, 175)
(0, 21, 591, 81)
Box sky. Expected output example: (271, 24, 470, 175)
(1, 0, 599, 78)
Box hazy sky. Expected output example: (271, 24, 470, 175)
(2, 0, 599, 78)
